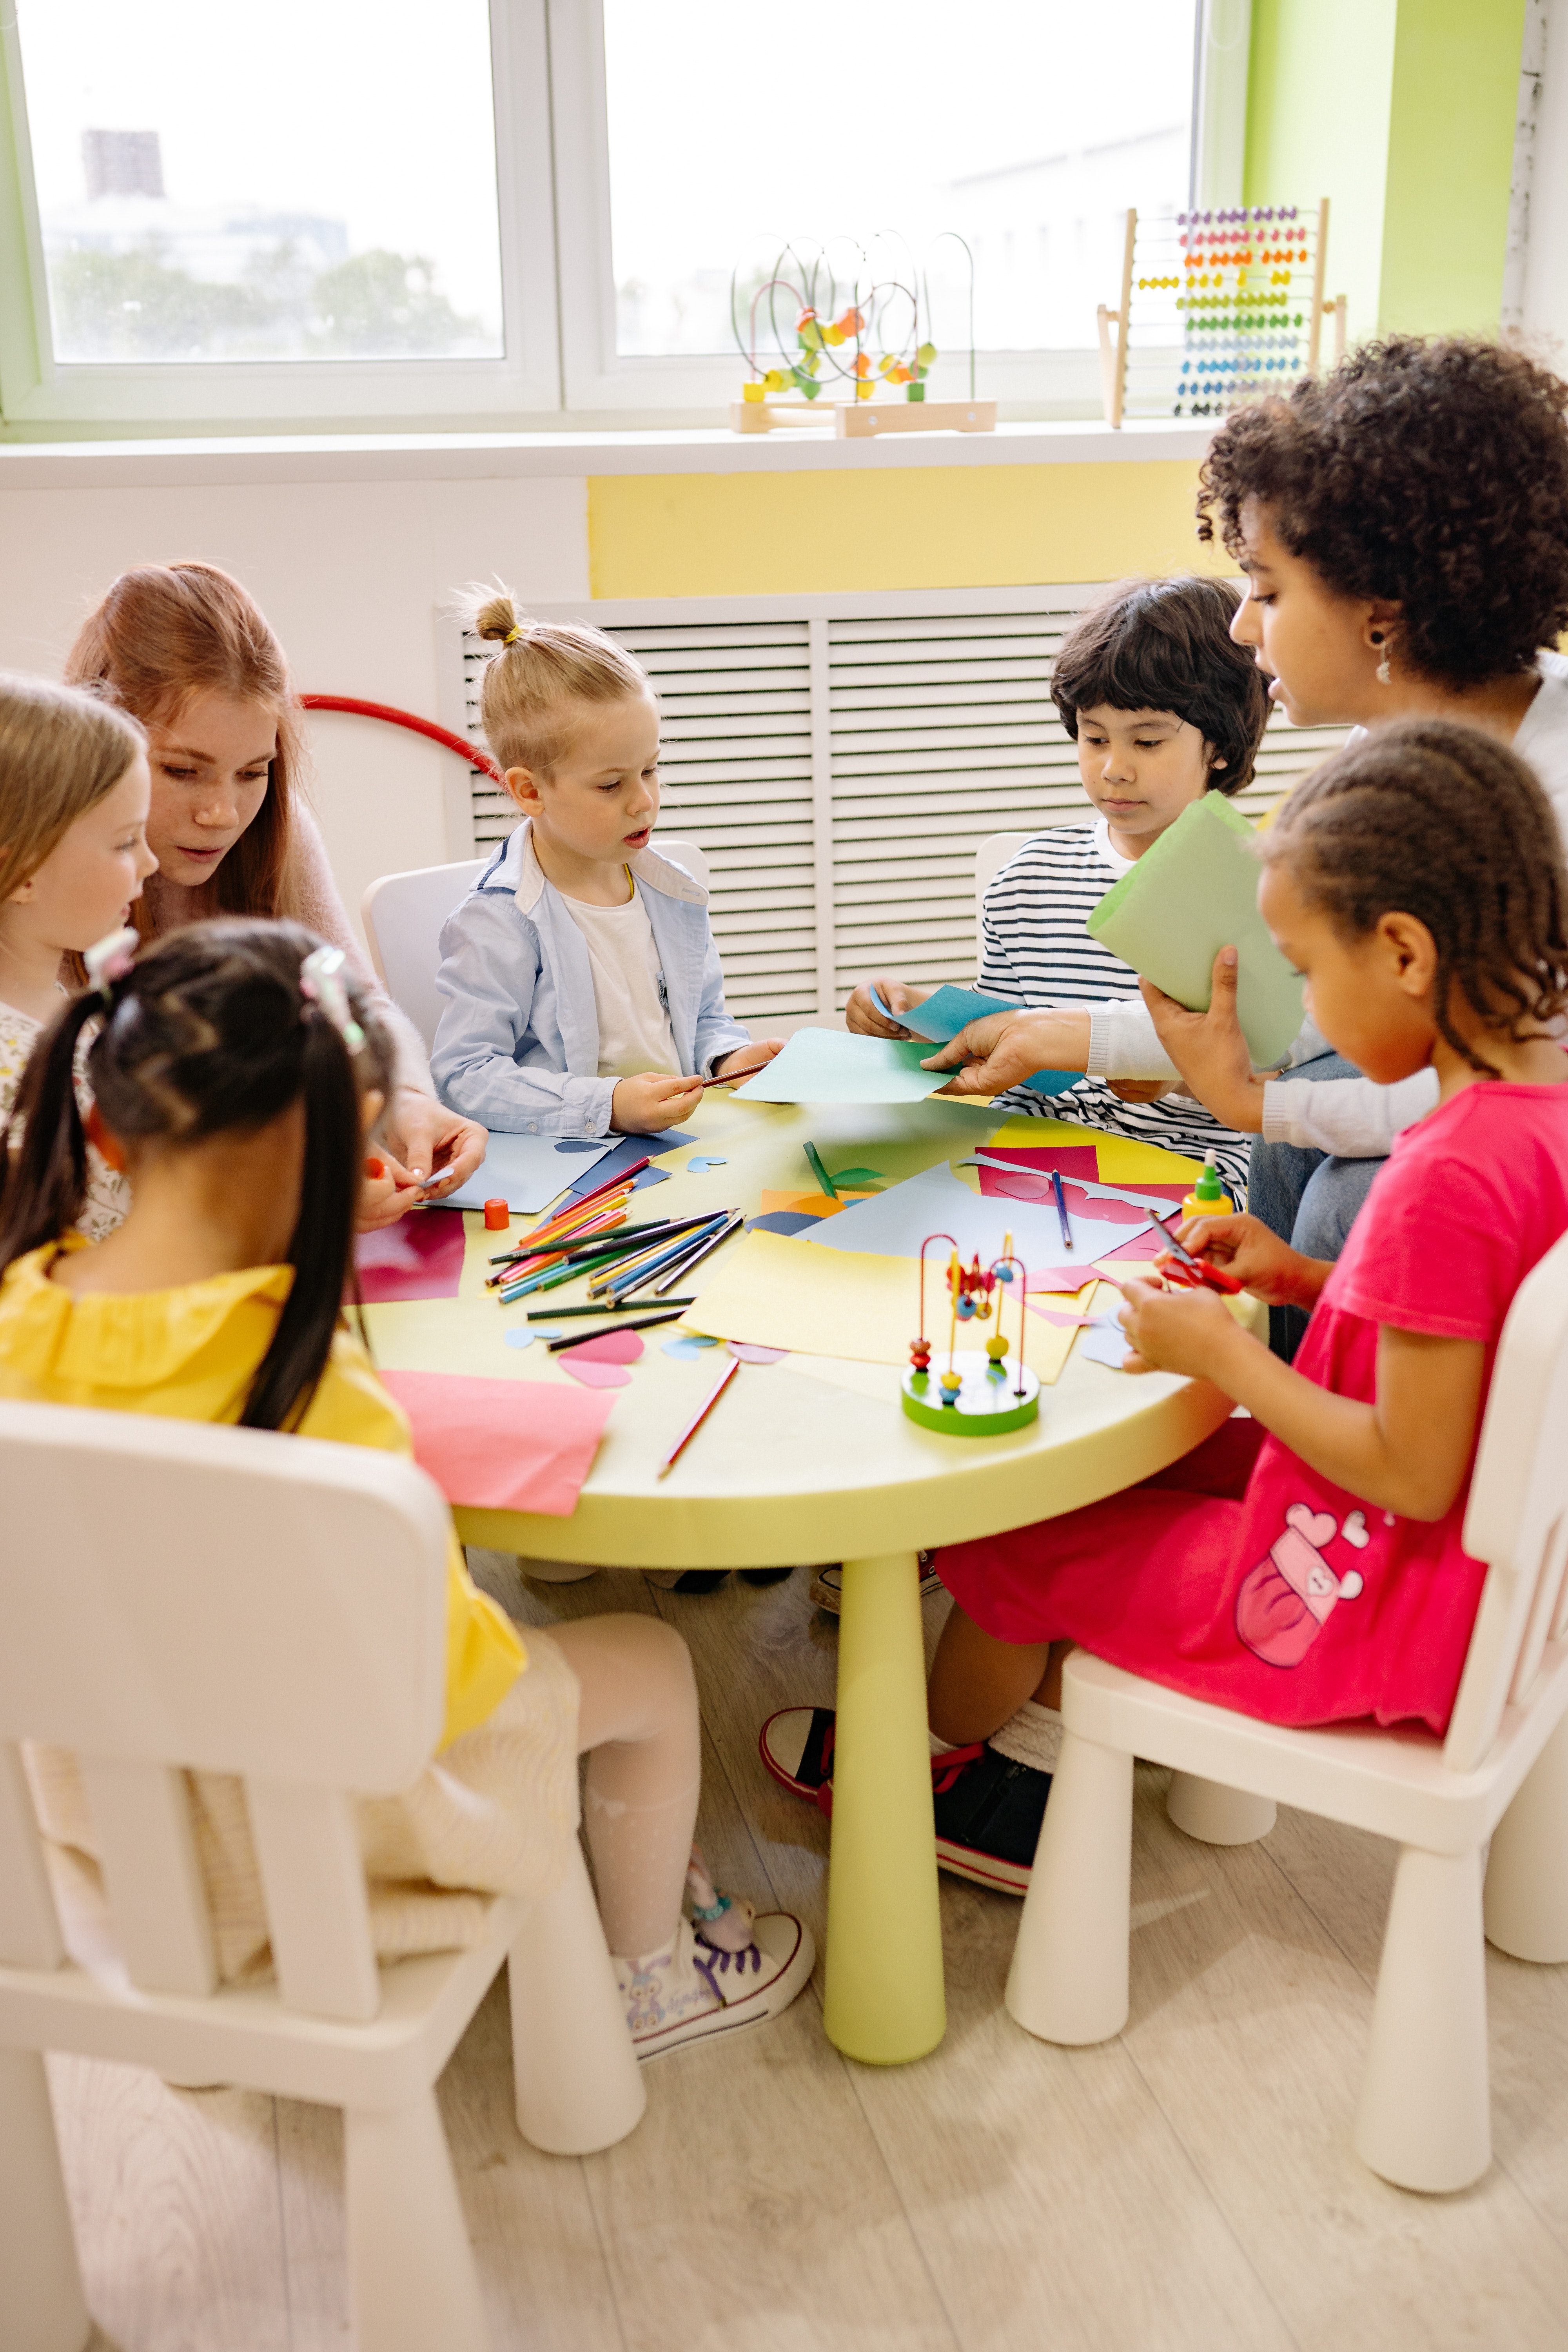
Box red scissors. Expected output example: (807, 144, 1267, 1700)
(1152, 1209, 1244, 1295)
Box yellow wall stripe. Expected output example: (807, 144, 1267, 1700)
(586, 460, 1227, 600)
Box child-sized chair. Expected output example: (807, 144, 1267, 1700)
(0, 1401, 644, 2352)
(1007, 1230, 1568, 2195)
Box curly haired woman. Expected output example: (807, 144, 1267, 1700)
(1145, 338, 1568, 1330)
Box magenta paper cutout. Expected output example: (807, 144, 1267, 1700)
(355, 1209, 466, 1302)
(378, 1369, 611, 1514)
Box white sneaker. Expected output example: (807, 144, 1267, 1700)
(614, 1911, 815, 2061)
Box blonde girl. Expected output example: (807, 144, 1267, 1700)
(0, 674, 156, 1239)
(432, 589, 780, 1138)
(64, 561, 486, 1222)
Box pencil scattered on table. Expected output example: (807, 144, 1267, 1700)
(1050, 1167, 1073, 1252)
(657, 1354, 741, 1478)
(547, 1309, 688, 1352)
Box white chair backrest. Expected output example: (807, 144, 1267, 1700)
(362, 838, 712, 1054)
(1448, 1229, 1568, 1770)
(0, 1402, 452, 2016)
(975, 832, 1036, 965)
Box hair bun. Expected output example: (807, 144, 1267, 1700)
(466, 584, 527, 644)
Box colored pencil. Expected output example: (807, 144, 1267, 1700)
(546, 1309, 688, 1352)
(647, 1209, 745, 1295)
(600, 1214, 730, 1300)
(694, 1067, 744, 1088)
(489, 1210, 712, 1284)
(656, 1354, 741, 1479)
(559, 1155, 651, 1216)
(528, 1182, 635, 1244)
(500, 1249, 647, 1302)
(1049, 1167, 1073, 1252)
(586, 1211, 728, 1294)
(486, 1211, 630, 1285)
(804, 1141, 838, 1200)
(490, 1209, 697, 1267)
(527, 1297, 695, 1321)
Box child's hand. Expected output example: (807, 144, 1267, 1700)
(846, 978, 931, 1038)
(1139, 949, 1272, 1134)
(711, 1040, 784, 1080)
(1171, 1210, 1331, 1307)
(356, 1149, 426, 1230)
(1111, 1276, 1245, 1379)
(611, 1071, 705, 1131)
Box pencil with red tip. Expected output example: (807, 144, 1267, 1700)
(657, 1354, 740, 1478)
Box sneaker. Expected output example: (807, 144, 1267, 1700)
(646, 1570, 730, 1593)
(809, 1554, 942, 1614)
(738, 1566, 794, 1586)
(613, 1912, 816, 2061)
(758, 1707, 1047, 1896)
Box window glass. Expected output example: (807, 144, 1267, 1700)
(16, 0, 503, 365)
(604, 0, 1196, 361)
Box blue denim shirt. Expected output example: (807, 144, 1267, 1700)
(430, 822, 752, 1136)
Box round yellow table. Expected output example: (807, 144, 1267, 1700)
(363, 1096, 1263, 2068)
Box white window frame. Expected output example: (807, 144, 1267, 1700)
(0, 1, 1247, 435)
(0, 0, 562, 428)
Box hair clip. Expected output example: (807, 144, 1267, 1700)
(82, 926, 139, 1002)
(299, 945, 366, 1053)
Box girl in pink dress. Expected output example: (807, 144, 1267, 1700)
(761, 717, 1568, 1896)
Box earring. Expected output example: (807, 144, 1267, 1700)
(1371, 631, 1392, 686)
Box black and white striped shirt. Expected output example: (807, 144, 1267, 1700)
(979, 822, 1253, 1196)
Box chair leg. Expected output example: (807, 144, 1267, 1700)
(1006, 1730, 1132, 2045)
(0, 2045, 91, 2352)
(344, 2090, 490, 2352)
(507, 1840, 646, 2155)
(1167, 1771, 1277, 1846)
(1484, 1708, 1568, 1963)
(1354, 1843, 1491, 2193)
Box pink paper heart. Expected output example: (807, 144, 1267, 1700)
(1285, 1503, 1338, 1548)
(984, 1168, 1055, 1201)
(1026, 1302, 1096, 1328)
(728, 1341, 788, 1364)
(560, 1358, 633, 1388)
(567, 1327, 646, 1365)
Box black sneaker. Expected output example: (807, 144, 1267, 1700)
(757, 1708, 1047, 1896)
(647, 1570, 730, 1593)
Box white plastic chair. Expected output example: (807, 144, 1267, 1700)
(1007, 1228, 1568, 2195)
(363, 841, 712, 1053)
(975, 832, 1035, 965)
(0, 1401, 645, 2352)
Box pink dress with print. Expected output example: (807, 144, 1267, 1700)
(934, 1083, 1568, 1735)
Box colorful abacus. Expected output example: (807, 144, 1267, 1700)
(1099, 199, 1347, 428)
(900, 1232, 1039, 1436)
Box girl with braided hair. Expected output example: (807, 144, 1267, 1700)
(0, 920, 813, 2049)
(907, 724, 1568, 1839)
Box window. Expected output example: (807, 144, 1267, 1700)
(0, 2, 1235, 432)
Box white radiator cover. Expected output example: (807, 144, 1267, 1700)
(445, 587, 1347, 1027)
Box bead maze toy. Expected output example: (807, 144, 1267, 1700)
(902, 1231, 1039, 1435)
(1098, 200, 1348, 428)
(731, 236, 995, 437)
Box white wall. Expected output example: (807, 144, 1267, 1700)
(0, 472, 589, 946)
(1524, 0, 1568, 361)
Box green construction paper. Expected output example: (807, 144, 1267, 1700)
(1085, 794, 1305, 1067)
(730, 1028, 953, 1105)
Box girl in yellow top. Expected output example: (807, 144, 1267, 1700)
(0, 917, 811, 2056)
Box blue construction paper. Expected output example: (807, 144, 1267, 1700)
(730, 1028, 952, 1105)
(564, 1129, 697, 1199)
(869, 985, 1079, 1097)
(747, 1210, 824, 1236)
(686, 1156, 728, 1172)
(1077, 1318, 1132, 1369)
(443, 1132, 615, 1213)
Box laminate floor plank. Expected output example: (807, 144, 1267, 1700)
(1110, 1777, 1568, 2352)
(45, 2054, 291, 2352)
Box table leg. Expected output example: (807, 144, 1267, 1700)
(822, 1549, 946, 2064)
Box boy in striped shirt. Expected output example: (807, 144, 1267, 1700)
(847, 575, 1271, 1198)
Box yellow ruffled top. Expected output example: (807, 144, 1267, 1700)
(0, 1238, 524, 1747)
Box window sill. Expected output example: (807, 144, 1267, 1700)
(0, 415, 1216, 487)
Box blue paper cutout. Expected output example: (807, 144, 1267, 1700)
(662, 1334, 721, 1358)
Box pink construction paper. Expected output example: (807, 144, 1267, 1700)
(1026, 1301, 1098, 1328)
(354, 1209, 467, 1302)
(727, 1341, 788, 1364)
(978, 1145, 1101, 1183)
(565, 1327, 645, 1365)
(378, 1370, 612, 1515)
(561, 1358, 632, 1389)
(1031, 1265, 1106, 1292)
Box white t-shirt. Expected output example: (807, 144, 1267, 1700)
(563, 887, 681, 1079)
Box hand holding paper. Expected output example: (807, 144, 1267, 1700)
(730, 1027, 956, 1105)
(919, 1004, 1085, 1099)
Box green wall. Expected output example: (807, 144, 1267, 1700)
(1246, 0, 1525, 343)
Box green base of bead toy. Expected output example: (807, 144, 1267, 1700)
(901, 1350, 1040, 1436)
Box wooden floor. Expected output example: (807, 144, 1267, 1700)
(48, 1555, 1568, 2352)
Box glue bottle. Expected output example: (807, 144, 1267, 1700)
(1180, 1151, 1228, 1224)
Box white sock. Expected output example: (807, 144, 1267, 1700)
(929, 1731, 957, 1756)
(987, 1699, 1063, 1776)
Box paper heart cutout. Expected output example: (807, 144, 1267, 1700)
(662, 1334, 720, 1358)
(1285, 1503, 1338, 1549)
(554, 1139, 609, 1153)
(986, 1169, 1056, 1202)
(1340, 1510, 1370, 1550)
(560, 1358, 632, 1388)
(567, 1327, 645, 1365)
(686, 1156, 728, 1172)
(728, 1341, 788, 1364)
(503, 1328, 535, 1350)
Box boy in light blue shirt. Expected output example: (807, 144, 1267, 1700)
(433, 591, 779, 1137)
